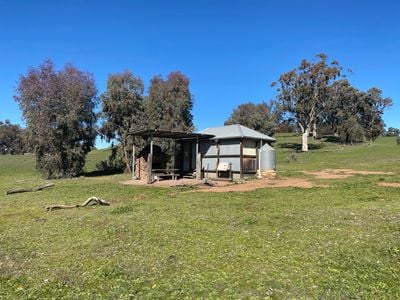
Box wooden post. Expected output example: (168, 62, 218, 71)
(240, 139, 243, 179)
(196, 137, 201, 179)
(173, 139, 176, 180)
(147, 153, 153, 184)
(132, 144, 136, 180)
(216, 140, 220, 177)
(258, 139, 263, 178)
(147, 138, 154, 184)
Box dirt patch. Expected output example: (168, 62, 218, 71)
(197, 177, 315, 192)
(303, 169, 393, 179)
(121, 178, 233, 188)
(121, 168, 394, 193)
(121, 177, 316, 192)
(377, 182, 400, 188)
(303, 171, 351, 179)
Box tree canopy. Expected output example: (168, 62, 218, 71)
(145, 72, 194, 132)
(359, 87, 392, 141)
(100, 71, 145, 172)
(274, 53, 392, 149)
(99, 71, 194, 170)
(384, 127, 400, 137)
(14, 60, 98, 178)
(323, 80, 392, 143)
(224, 101, 278, 136)
(273, 53, 343, 151)
(144, 72, 194, 162)
(0, 120, 26, 154)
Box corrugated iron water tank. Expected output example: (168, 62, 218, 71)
(260, 143, 276, 170)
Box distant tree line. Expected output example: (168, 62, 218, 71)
(0, 120, 28, 154)
(383, 127, 400, 137)
(5, 54, 395, 177)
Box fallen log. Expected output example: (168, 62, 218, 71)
(45, 196, 110, 211)
(6, 183, 55, 195)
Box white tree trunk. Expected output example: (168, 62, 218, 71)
(312, 122, 317, 139)
(302, 129, 309, 152)
(298, 122, 309, 152)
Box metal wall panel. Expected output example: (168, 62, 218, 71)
(202, 157, 218, 170)
(243, 139, 257, 156)
(200, 141, 217, 156)
(219, 140, 240, 155)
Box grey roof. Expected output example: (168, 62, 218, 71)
(128, 128, 213, 140)
(200, 124, 276, 142)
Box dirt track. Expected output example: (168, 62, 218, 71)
(196, 177, 314, 192)
(121, 168, 395, 193)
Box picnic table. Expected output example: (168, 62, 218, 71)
(152, 169, 179, 181)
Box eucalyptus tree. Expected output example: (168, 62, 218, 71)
(324, 81, 392, 143)
(146, 71, 194, 131)
(385, 127, 400, 137)
(273, 54, 343, 151)
(145, 72, 194, 159)
(0, 120, 26, 154)
(224, 101, 279, 136)
(14, 60, 98, 178)
(100, 71, 145, 172)
(359, 87, 392, 141)
(324, 80, 365, 143)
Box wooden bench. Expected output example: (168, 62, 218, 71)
(152, 169, 179, 181)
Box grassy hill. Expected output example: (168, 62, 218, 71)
(1, 135, 400, 298)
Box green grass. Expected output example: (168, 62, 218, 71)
(1, 136, 400, 299)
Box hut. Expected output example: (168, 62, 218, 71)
(180, 124, 276, 179)
(129, 124, 276, 183)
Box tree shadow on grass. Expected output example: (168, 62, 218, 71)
(321, 135, 341, 144)
(278, 143, 325, 151)
(82, 169, 124, 178)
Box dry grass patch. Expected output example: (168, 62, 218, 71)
(377, 182, 400, 188)
(304, 169, 393, 179)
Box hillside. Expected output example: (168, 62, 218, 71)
(1, 135, 400, 298)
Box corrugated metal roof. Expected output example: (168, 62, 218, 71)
(128, 128, 214, 140)
(200, 124, 276, 142)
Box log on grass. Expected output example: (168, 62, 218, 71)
(6, 183, 55, 195)
(45, 196, 110, 211)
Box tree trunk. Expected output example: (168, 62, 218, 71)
(122, 140, 131, 173)
(299, 123, 309, 152)
(312, 122, 317, 139)
(302, 129, 309, 152)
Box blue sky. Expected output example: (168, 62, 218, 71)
(1, 0, 399, 148)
